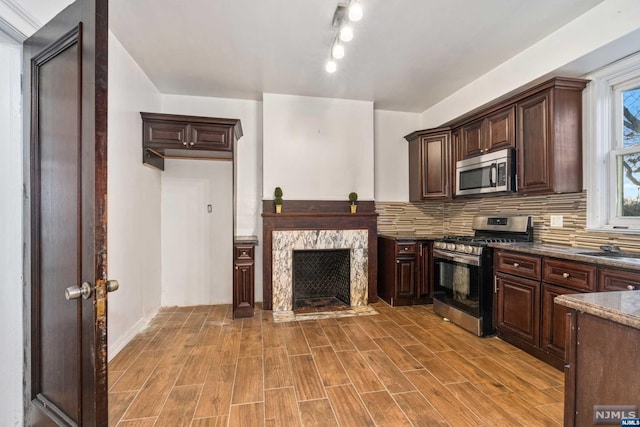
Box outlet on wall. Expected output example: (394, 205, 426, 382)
(550, 215, 564, 228)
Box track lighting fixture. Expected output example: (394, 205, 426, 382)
(325, 0, 364, 73)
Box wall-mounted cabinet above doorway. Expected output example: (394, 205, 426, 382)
(140, 112, 243, 170)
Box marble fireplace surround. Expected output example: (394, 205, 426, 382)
(272, 229, 368, 312)
(261, 200, 379, 311)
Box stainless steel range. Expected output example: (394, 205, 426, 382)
(432, 215, 533, 336)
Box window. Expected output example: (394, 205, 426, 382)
(585, 52, 640, 233)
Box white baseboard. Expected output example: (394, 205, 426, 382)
(108, 307, 159, 361)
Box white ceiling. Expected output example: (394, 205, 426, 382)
(19, 0, 604, 112)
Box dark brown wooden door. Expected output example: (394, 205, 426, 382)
(23, 0, 109, 425)
(541, 283, 574, 360)
(396, 258, 416, 300)
(421, 132, 450, 199)
(517, 90, 552, 193)
(495, 273, 540, 347)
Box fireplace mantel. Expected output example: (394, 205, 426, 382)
(262, 200, 378, 310)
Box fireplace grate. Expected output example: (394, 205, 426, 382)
(292, 249, 350, 309)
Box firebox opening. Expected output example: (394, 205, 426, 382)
(292, 249, 350, 312)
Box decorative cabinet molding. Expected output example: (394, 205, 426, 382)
(140, 112, 242, 170)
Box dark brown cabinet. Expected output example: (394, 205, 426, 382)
(141, 112, 242, 170)
(516, 79, 587, 194)
(564, 310, 640, 426)
(460, 105, 515, 159)
(405, 128, 451, 201)
(541, 283, 574, 360)
(495, 272, 540, 347)
(598, 267, 640, 291)
(233, 237, 258, 319)
(495, 250, 597, 369)
(378, 237, 433, 306)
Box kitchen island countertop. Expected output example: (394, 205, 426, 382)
(555, 291, 640, 330)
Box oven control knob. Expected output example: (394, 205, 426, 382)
(447, 243, 456, 251)
(455, 244, 465, 252)
(464, 245, 474, 254)
(434, 242, 443, 249)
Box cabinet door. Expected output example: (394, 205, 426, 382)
(461, 119, 484, 158)
(421, 132, 451, 199)
(541, 283, 574, 360)
(190, 124, 233, 152)
(496, 273, 540, 347)
(233, 262, 254, 318)
(143, 120, 190, 147)
(396, 258, 416, 299)
(486, 105, 516, 152)
(415, 242, 432, 301)
(517, 90, 552, 193)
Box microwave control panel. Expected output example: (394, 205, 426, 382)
(497, 162, 506, 186)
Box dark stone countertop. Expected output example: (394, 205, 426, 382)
(378, 233, 443, 241)
(555, 291, 640, 330)
(234, 235, 259, 245)
(489, 242, 640, 271)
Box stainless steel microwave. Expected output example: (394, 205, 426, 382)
(455, 148, 516, 196)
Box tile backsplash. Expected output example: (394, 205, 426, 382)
(376, 191, 640, 252)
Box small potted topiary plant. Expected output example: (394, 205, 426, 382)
(348, 192, 358, 214)
(274, 187, 283, 214)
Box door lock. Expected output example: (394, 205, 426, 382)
(65, 282, 92, 300)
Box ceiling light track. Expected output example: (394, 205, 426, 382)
(325, 0, 363, 73)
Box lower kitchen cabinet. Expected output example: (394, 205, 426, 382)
(541, 283, 574, 360)
(495, 272, 540, 348)
(378, 236, 433, 306)
(233, 236, 258, 319)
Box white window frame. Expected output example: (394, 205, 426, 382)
(585, 51, 640, 234)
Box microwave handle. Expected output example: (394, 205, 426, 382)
(490, 163, 497, 186)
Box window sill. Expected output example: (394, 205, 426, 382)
(585, 226, 640, 235)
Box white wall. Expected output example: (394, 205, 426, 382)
(374, 110, 420, 202)
(161, 160, 233, 305)
(263, 93, 374, 200)
(0, 35, 24, 427)
(420, 0, 640, 128)
(161, 94, 264, 302)
(107, 32, 163, 356)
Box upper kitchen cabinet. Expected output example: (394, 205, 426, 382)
(516, 78, 588, 194)
(460, 105, 515, 159)
(141, 112, 243, 170)
(405, 127, 452, 201)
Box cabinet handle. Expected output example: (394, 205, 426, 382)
(182, 141, 188, 146)
(235, 266, 238, 270)
(513, 262, 520, 268)
(562, 272, 570, 278)
(628, 285, 636, 290)
(189, 142, 195, 146)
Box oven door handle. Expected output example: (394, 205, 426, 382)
(433, 249, 481, 266)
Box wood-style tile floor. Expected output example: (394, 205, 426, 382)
(108, 302, 564, 426)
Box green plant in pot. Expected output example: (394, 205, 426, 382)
(274, 187, 283, 213)
(348, 192, 358, 213)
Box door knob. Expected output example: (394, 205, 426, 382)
(65, 282, 92, 300)
(106, 280, 120, 293)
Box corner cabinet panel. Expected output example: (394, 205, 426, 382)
(234, 238, 258, 319)
(405, 127, 451, 201)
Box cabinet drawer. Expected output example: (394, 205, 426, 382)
(598, 268, 640, 291)
(396, 243, 417, 256)
(543, 258, 596, 292)
(495, 251, 542, 280)
(235, 245, 254, 261)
